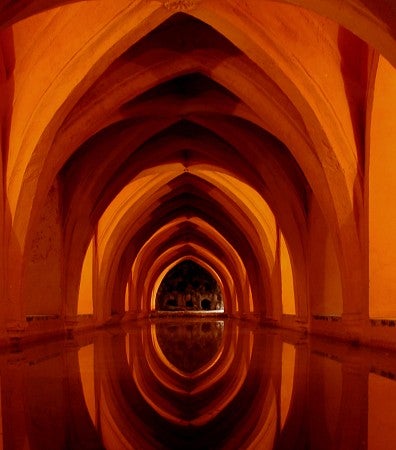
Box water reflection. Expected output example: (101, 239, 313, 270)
(1, 319, 396, 449)
(154, 320, 224, 373)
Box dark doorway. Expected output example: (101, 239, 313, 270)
(156, 260, 224, 312)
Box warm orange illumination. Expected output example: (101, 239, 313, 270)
(309, 198, 343, 317)
(280, 233, 296, 315)
(369, 56, 396, 318)
(0, 0, 395, 358)
(97, 169, 183, 266)
(78, 238, 94, 315)
(244, 383, 277, 450)
(369, 373, 396, 450)
(130, 321, 254, 427)
(78, 344, 96, 427)
(280, 342, 296, 429)
(2, 1, 396, 449)
(195, 168, 277, 265)
(124, 281, 130, 313)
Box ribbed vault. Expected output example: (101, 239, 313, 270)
(0, 0, 395, 344)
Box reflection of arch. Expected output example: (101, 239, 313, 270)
(92, 320, 279, 448)
(152, 320, 225, 376)
(0, 321, 374, 449)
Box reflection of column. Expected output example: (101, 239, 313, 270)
(368, 372, 396, 449)
(280, 342, 296, 429)
(308, 353, 343, 450)
(278, 342, 310, 449)
(1, 361, 29, 450)
(368, 56, 396, 320)
(64, 342, 103, 449)
(2, 342, 102, 450)
(11, 352, 67, 450)
(335, 363, 368, 450)
(96, 331, 152, 450)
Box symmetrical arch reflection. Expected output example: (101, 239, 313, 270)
(2, 320, 393, 449)
(95, 320, 277, 449)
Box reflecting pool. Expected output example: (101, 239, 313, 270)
(1, 318, 396, 449)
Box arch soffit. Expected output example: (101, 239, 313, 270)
(124, 219, 249, 313)
(95, 170, 276, 273)
(6, 0, 368, 246)
(96, 182, 273, 292)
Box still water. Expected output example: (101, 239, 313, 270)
(1, 318, 396, 449)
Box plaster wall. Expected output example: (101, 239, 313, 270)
(22, 181, 63, 316)
(280, 233, 296, 315)
(309, 198, 343, 317)
(369, 55, 396, 318)
(78, 238, 94, 315)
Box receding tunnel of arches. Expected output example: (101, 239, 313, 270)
(155, 259, 224, 312)
(7, 5, 349, 329)
(5, 0, 386, 351)
(2, 0, 396, 448)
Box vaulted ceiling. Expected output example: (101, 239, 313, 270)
(0, 0, 395, 332)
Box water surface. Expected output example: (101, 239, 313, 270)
(1, 318, 395, 449)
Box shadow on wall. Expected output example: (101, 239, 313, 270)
(0, 27, 18, 332)
(155, 260, 224, 311)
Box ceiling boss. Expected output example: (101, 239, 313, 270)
(159, 0, 202, 12)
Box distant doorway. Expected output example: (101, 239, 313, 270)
(156, 260, 224, 312)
